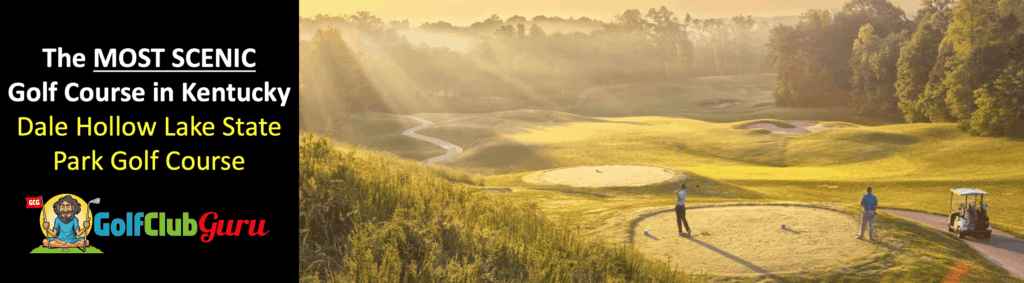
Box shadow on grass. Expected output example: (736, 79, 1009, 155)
(686, 237, 777, 278)
(559, 189, 612, 198)
(782, 227, 802, 234)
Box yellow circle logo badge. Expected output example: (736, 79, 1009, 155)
(33, 194, 102, 253)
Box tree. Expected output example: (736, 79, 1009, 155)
(507, 15, 526, 23)
(940, 0, 1007, 129)
(305, 26, 381, 139)
(920, 39, 957, 122)
(969, 59, 1024, 136)
(895, 11, 950, 122)
(420, 21, 458, 31)
(494, 25, 516, 38)
(608, 9, 650, 34)
(646, 6, 695, 77)
(830, 0, 911, 91)
(850, 24, 910, 119)
(469, 41, 498, 63)
(529, 23, 546, 38)
(768, 9, 846, 106)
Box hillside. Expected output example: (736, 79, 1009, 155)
(298, 133, 695, 282)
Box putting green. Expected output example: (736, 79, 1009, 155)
(634, 205, 879, 276)
(29, 246, 103, 254)
(522, 165, 686, 188)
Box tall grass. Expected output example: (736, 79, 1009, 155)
(299, 133, 696, 282)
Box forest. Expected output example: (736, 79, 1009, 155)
(299, 0, 1023, 138)
(768, 0, 1023, 136)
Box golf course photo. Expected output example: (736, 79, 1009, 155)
(299, 0, 1024, 281)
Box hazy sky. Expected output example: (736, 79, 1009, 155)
(300, 0, 923, 26)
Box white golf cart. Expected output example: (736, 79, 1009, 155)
(947, 188, 992, 239)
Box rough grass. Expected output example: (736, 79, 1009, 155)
(299, 133, 698, 282)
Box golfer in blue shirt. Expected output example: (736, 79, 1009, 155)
(857, 187, 878, 240)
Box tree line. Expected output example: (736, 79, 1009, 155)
(768, 0, 1024, 137)
(297, 8, 779, 123)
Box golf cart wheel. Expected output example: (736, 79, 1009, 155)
(984, 232, 992, 239)
(948, 226, 954, 232)
(957, 228, 965, 239)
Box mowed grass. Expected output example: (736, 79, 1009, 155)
(346, 111, 445, 161)
(482, 175, 1022, 282)
(344, 74, 1023, 281)
(567, 74, 893, 126)
(390, 106, 1023, 237)
(630, 203, 1018, 282)
(487, 117, 1024, 237)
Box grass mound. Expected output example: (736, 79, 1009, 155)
(523, 165, 686, 188)
(701, 100, 743, 109)
(732, 119, 797, 129)
(485, 109, 601, 123)
(364, 134, 446, 161)
(568, 75, 895, 125)
(445, 139, 553, 174)
(341, 112, 445, 160)
(299, 133, 694, 282)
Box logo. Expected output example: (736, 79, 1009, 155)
(26, 196, 42, 208)
(31, 194, 101, 253)
(28, 194, 269, 254)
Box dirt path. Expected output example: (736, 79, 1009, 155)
(881, 209, 1024, 280)
(402, 116, 463, 163)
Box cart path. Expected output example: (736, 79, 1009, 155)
(882, 209, 1024, 280)
(572, 87, 605, 107)
(402, 116, 463, 163)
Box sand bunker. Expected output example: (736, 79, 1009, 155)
(740, 120, 841, 134)
(634, 205, 876, 276)
(523, 165, 686, 188)
(701, 100, 743, 109)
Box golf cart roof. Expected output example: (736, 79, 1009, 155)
(951, 188, 989, 196)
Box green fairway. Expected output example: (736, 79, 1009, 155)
(482, 117, 1024, 237)
(339, 74, 1024, 281)
(566, 74, 894, 126)
(30, 246, 103, 254)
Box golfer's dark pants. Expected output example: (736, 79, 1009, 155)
(675, 205, 690, 232)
